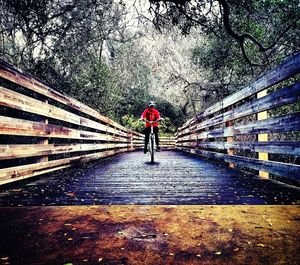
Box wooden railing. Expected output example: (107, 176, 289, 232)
(160, 136, 176, 149)
(177, 53, 300, 181)
(0, 60, 144, 185)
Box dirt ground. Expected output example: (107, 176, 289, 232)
(0, 205, 299, 265)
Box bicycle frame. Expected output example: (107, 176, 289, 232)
(143, 118, 160, 163)
(149, 124, 155, 163)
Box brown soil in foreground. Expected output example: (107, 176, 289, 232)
(0, 205, 299, 265)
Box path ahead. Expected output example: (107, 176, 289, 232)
(0, 150, 299, 205)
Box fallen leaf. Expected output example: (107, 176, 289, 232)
(234, 248, 239, 252)
(0, 257, 9, 261)
(196, 254, 201, 257)
(215, 251, 222, 255)
(256, 243, 265, 247)
(169, 253, 174, 256)
(228, 229, 233, 232)
(67, 237, 73, 241)
(64, 223, 72, 226)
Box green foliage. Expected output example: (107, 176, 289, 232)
(159, 117, 177, 135)
(121, 114, 145, 133)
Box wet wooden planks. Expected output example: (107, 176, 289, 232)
(0, 150, 299, 206)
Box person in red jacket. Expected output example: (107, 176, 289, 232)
(141, 101, 161, 154)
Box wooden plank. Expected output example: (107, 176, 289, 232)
(0, 143, 130, 160)
(0, 60, 128, 133)
(177, 113, 300, 140)
(0, 86, 128, 138)
(178, 148, 300, 180)
(0, 148, 131, 185)
(187, 82, 300, 135)
(0, 116, 129, 142)
(177, 141, 300, 156)
(181, 52, 300, 130)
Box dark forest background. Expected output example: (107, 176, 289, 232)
(0, 0, 299, 134)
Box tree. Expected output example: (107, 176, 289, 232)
(149, 0, 300, 70)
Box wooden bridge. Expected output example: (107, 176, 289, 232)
(0, 54, 300, 264)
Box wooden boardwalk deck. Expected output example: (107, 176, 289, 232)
(0, 150, 299, 206)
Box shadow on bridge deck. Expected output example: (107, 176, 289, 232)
(0, 150, 299, 206)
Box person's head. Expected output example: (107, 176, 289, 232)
(148, 101, 155, 109)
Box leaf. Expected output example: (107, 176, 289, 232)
(63, 263, 73, 265)
(196, 254, 201, 257)
(256, 243, 265, 247)
(215, 251, 222, 255)
(0, 257, 9, 261)
(234, 248, 240, 252)
(67, 237, 73, 241)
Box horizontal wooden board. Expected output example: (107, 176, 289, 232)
(178, 147, 300, 180)
(0, 60, 128, 133)
(177, 112, 300, 141)
(0, 86, 128, 138)
(176, 141, 300, 156)
(0, 148, 132, 185)
(180, 52, 300, 131)
(178, 82, 300, 136)
(0, 143, 132, 160)
(0, 115, 129, 142)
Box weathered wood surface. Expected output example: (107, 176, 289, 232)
(0, 143, 131, 160)
(0, 148, 131, 185)
(0, 115, 130, 141)
(0, 150, 299, 205)
(177, 147, 300, 180)
(0, 59, 146, 185)
(0, 60, 128, 133)
(180, 52, 300, 131)
(178, 82, 300, 136)
(177, 113, 300, 141)
(176, 53, 300, 181)
(177, 141, 300, 155)
(0, 86, 129, 137)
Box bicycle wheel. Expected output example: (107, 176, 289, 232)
(150, 135, 154, 163)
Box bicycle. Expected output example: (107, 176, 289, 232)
(141, 118, 161, 163)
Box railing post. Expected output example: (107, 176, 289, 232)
(257, 89, 269, 179)
(37, 99, 49, 163)
(226, 106, 235, 168)
(129, 132, 133, 151)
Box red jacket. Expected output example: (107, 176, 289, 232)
(141, 107, 161, 127)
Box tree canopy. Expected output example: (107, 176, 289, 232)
(0, 0, 299, 132)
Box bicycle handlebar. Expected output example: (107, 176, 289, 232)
(140, 118, 163, 124)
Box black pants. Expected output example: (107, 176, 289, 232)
(144, 127, 159, 148)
